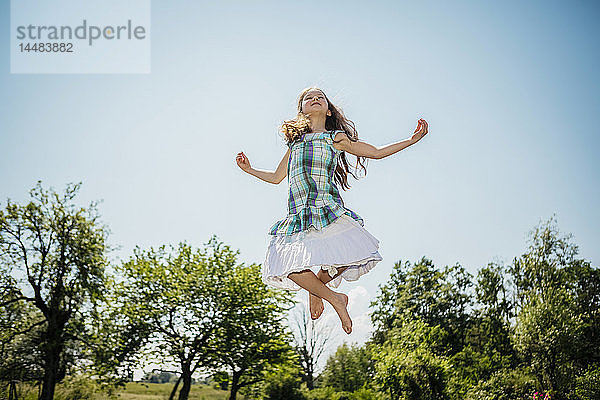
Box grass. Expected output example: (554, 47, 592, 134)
(114, 382, 235, 400)
(4, 381, 240, 400)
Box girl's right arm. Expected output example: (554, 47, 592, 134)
(236, 148, 290, 184)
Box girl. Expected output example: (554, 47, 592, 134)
(236, 87, 428, 334)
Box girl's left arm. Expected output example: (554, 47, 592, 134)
(334, 119, 428, 159)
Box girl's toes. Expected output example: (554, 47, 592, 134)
(309, 294, 324, 320)
(342, 321, 353, 334)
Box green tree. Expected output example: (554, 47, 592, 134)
(464, 367, 536, 400)
(318, 343, 374, 393)
(514, 286, 583, 394)
(372, 318, 449, 400)
(471, 262, 514, 362)
(0, 270, 44, 381)
(216, 262, 296, 400)
(116, 238, 238, 400)
(81, 285, 152, 386)
(446, 263, 516, 397)
(475, 262, 512, 325)
(574, 365, 600, 400)
(240, 361, 305, 400)
(371, 258, 473, 354)
(0, 181, 109, 400)
(117, 237, 295, 400)
(141, 370, 179, 383)
(564, 259, 600, 370)
(509, 215, 599, 396)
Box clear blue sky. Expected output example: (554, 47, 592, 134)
(1, 0, 599, 375)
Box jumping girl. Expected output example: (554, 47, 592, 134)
(236, 86, 429, 334)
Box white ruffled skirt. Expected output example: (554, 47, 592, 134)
(262, 214, 383, 291)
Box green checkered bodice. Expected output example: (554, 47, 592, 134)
(269, 130, 364, 235)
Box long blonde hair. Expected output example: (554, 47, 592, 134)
(280, 86, 367, 190)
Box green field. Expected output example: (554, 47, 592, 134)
(5, 381, 240, 400)
(114, 382, 236, 400)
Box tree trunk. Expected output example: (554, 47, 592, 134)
(168, 375, 182, 400)
(39, 350, 60, 400)
(228, 371, 240, 400)
(306, 360, 314, 390)
(39, 318, 65, 400)
(177, 366, 193, 400)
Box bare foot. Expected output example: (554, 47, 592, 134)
(309, 293, 324, 320)
(328, 292, 352, 334)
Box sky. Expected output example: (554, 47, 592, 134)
(1, 0, 599, 378)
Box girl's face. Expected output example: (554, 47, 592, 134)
(301, 89, 329, 115)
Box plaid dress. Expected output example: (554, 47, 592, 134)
(268, 130, 364, 235)
(262, 129, 382, 291)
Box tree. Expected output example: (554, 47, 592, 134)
(117, 237, 295, 400)
(216, 262, 296, 400)
(372, 318, 449, 400)
(444, 263, 516, 397)
(116, 238, 238, 400)
(141, 370, 179, 383)
(514, 286, 583, 393)
(367, 214, 599, 399)
(370, 257, 473, 354)
(318, 343, 374, 393)
(238, 361, 305, 400)
(0, 181, 109, 400)
(0, 270, 44, 382)
(510, 215, 599, 396)
(290, 303, 332, 390)
(475, 262, 512, 325)
(80, 282, 152, 387)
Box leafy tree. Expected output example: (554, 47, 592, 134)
(475, 262, 512, 325)
(472, 263, 514, 362)
(242, 361, 305, 400)
(79, 285, 151, 386)
(372, 318, 449, 400)
(514, 286, 583, 394)
(318, 343, 374, 393)
(116, 238, 238, 400)
(0, 181, 109, 400)
(0, 268, 44, 381)
(216, 262, 296, 400)
(445, 263, 516, 397)
(369, 258, 475, 398)
(367, 215, 598, 399)
(464, 367, 537, 400)
(371, 257, 473, 354)
(141, 370, 179, 383)
(573, 365, 600, 400)
(509, 215, 577, 314)
(563, 259, 600, 369)
(117, 237, 295, 400)
(510, 215, 599, 396)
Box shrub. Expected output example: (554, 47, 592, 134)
(54, 374, 104, 400)
(465, 368, 537, 400)
(573, 365, 600, 400)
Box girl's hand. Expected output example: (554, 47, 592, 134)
(410, 118, 429, 143)
(236, 151, 252, 172)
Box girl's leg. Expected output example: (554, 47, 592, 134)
(309, 267, 348, 320)
(288, 269, 352, 334)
